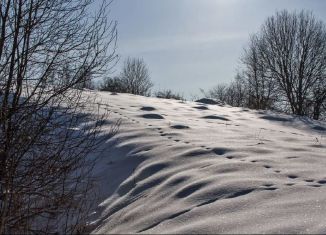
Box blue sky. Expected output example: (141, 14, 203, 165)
(107, 0, 326, 98)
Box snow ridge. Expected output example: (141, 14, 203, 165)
(90, 92, 326, 234)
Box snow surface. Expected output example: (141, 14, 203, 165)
(89, 91, 326, 234)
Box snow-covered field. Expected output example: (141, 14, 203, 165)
(89, 91, 326, 234)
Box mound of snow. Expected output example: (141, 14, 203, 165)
(87, 92, 326, 234)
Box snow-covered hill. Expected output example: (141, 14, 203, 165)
(89, 91, 326, 234)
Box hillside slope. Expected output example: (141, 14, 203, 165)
(89, 92, 326, 234)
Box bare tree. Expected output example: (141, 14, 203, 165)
(204, 84, 228, 104)
(100, 76, 127, 93)
(245, 10, 326, 118)
(241, 36, 278, 110)
(227, 73, 247, 107)
(204, 74, 247, 107)
(120, 57, 153, 96)
(310, 77, 326, 120)
(0, 0, 117, 233)
(155, 89, 184, 100)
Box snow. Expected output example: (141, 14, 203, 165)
(88, 91, 326, 234)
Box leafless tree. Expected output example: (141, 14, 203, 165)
(100, 76, 127, 93)
(155, 89, 184, 100)
(244, 10, 326, 118)
(204, 74, 247, 107)
(227, 74, 247, 107)
(309, 77, 326, 120)
(0, 0, 118, 233)
(241, 36, 278, 110)
(204, 84, 228, 104)
(120, 57, 153, 96)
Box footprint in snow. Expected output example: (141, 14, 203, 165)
(263, 165, 272, 169)
(287, 175, 298, 179)
(304, 179, 314, 183)
(193, 106, 209, 110)
(317, 180, 326, 185)
(140, 106, 156, 111)
(170, 124, 190, 129)
(202, 115, 230, 121)
(141, 114, 164, 119)
(211, 147, 231, 156)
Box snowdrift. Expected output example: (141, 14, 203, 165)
(89, 92, 326, 234)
